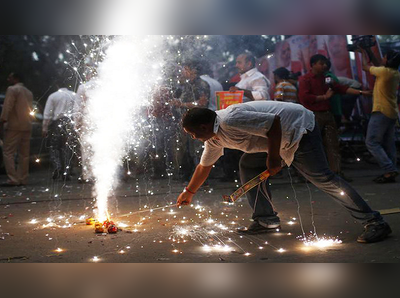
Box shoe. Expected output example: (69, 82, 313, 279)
(373, 172, 398, 184)
(237, 220, 281, 235)
(338, 172, 353, 182)
(357, 221, 392, 243)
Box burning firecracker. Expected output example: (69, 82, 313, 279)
(86, 217, 95, 225)
(107, 224, 118, 234)
(91, 219, 119, 234)
(94, 221, 105, 233)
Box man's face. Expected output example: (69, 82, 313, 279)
(182, 66, 197, 81)
(236, 55, 252, 74)
(312, 60, 327, 75)
(7, 73, 16, 85)
(184, 126, 214, 142)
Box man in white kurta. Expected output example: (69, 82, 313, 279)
(176, 101, 391, 243)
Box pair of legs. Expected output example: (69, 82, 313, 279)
(239, 125, 382, 226)
(3, 130, 31, 185)
(48, 117, 74, 179)
(365, 112, 398, 178)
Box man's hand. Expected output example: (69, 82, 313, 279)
(267, 156, 282, 176)
(177, 191, 194, 207)
(361, 90, 373, 97)
(229, 86, 239, 93)
(325, 88, 334, 99)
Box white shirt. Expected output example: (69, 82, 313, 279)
(200, 101, 315, 167)
(43, 88, 76, 121)
(236, 68, 271, 101)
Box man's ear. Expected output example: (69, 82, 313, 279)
(200, 123, 212, 133)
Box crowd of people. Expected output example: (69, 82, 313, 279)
(1, 43, 399, 244)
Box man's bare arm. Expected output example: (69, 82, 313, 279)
(177, 164, 213, 206)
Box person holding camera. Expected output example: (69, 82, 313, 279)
(361, 48, 400, 183)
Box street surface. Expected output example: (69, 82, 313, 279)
(0, 161, 399, 263)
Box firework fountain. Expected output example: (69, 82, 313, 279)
(83, 36, 165, 223)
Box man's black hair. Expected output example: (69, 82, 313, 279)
(273, 67, 290, 80)
(310, 54, 328, 67)
(182, 108, 216, 131)
(325, 59, 332, 71)
(182, 60, 203, 74)
(241, 52, 256, 68)
(386, 50, 400, 70)
(10, 72, 23, 82)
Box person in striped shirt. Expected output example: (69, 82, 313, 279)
(273, 67, 298, 103)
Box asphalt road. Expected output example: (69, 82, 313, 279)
(0, 161, 399, 263)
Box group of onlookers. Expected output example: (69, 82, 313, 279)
(1, 45, 399, 186)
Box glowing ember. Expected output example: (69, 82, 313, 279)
(175, 227, 189, 236)
(92, 256, 100, 262)
(303, 237, 343, 248)
(201, 245, 232, 253)
(55, 248, 63, 253)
